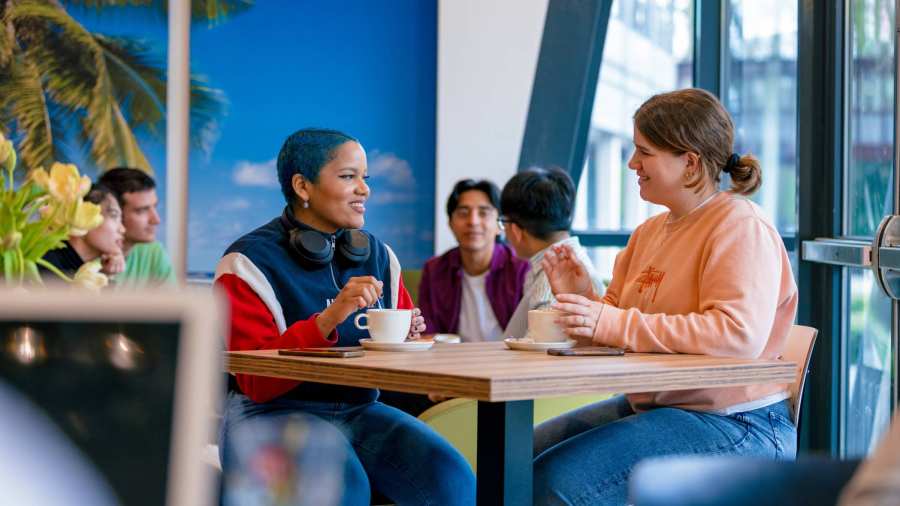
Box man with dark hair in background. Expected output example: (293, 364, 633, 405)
(98, 168, 175, 288)
(499, 167, 604, 340)
(418, 178, 529, 341)
(381, 179, 530, 417)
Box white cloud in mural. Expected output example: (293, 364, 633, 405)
(214, 198, 252, 212)
(368, 151, 414, 186)
(233, 158, 278, 187)
(371, 192, 417, 204)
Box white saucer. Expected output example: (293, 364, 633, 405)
(434, 333, 462, 344)
(359, 338, 434, 352)
(504, 337, 577, 352)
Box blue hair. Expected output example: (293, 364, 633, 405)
(276, 128, 359, 204)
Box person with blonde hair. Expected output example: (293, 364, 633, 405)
(534, 88, 798, 505)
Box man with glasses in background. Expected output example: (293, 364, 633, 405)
(499, 167, 604, 341)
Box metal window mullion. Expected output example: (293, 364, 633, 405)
(165, 0, 191, 284)
(693, 0, 724, 96)
(889, 0, 900, 412)
(797, 0, 845, 456)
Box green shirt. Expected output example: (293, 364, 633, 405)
(116, 241, 176, 289)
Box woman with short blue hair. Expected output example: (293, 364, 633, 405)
(216, 128, 475, 505)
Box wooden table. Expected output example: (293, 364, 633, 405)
(226, 342, 797, 505)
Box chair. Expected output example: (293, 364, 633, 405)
(781, 324, 818, 425)
(628, 324, 823, 506)
(418, 394, 611, 471)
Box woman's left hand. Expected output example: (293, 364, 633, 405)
(552, 293, 605, 340)
(407, 308, 426, 340)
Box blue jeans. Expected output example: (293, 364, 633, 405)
(220, 392, 475, 506)
(533, 395, 796, 506)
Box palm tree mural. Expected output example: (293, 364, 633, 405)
(0, 0, 253, 174)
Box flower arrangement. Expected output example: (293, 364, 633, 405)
(0, 133, 107, 288)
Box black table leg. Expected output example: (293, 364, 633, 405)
(476, 400, 534, 505)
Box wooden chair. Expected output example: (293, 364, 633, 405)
(782, 324, 818, 426)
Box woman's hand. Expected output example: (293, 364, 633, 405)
(317, 276, 383, 337)
(552, 293, 605, 341)
(100, 252, 126, 277)
(427, 393, 448, 403)
(406, 307, 426, 340)
(542, 244, 596, 299)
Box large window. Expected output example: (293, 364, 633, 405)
(841, 0, 895, 458)
(846, 0, 894, 238)
(572, 0, 693, 270)
(844, 268, 893, 456)
(724, 0, 798, 234)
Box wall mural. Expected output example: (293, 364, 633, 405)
(62, 0, 436, 274)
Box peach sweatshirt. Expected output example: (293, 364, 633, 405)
(594, 192, 798, 414)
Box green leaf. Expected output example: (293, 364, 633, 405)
(2, 251, 13, 284)
(23, 230, 68, 260)
(24, 259, 42, 284)
(36, 257, 72, 283)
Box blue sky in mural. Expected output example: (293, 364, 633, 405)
(72, 0, 436, 273)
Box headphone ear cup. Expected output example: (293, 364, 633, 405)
(337, 230, 370, 264)
(288, 228, 333, 267)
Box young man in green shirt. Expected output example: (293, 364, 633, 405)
(98, 168, 176, 288)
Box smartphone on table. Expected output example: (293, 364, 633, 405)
(547, 346, 625, 356)
(278, 346, 365, 358)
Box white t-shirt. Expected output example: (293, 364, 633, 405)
(458, 271, 503, 342)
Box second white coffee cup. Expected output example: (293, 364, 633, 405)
(527, 308, 568, 342)
(354, 309, 412, 343)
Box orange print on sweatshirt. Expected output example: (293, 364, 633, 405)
(635, 266, 665, 303)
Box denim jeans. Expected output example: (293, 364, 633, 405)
(220, 392, 475, 506)
(533, 395, 796, 506)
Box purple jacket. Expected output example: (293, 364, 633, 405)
(418, 243, 530, 334)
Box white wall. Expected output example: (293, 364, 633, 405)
(435, 0, 548, 254)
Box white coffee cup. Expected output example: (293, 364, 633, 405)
(527, 309, 568, 342)
(354, 309, 412, 343)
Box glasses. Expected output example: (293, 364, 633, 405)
(497, 216, 516, 231)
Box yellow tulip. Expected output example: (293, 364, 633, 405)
(3, 142, 14, 173)
(0, 137, 12, 169)
(47, 162, 91, 202)
(68, 200, 103, 236)
(39, 202, 67, 231)
(72, 259, 108, 291)
(30, 168, 50, 189)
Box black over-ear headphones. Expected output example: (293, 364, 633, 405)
(280, 208, 370, 268)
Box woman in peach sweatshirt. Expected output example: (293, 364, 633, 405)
(532, 88, 798, 505)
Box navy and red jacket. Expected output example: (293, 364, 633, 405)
(215, 213, 413, 404)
